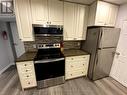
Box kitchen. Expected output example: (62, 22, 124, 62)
(0, 0, 127, 95)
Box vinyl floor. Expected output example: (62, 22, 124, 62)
(0, 65, 127, 95)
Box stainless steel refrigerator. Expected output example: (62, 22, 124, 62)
(81, 27, 120, 80)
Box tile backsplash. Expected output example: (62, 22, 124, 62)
(24, 41, 37, 52)
(24, 39, 81, 52)
(63, 41, 81, 50)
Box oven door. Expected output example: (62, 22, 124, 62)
(34, 58, 65, 81)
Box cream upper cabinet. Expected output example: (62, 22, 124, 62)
(48, 0, 63, 25)
(88, 1, 119, 27)
(76, 4, 89, 40)
(64, 2, 88, 41)
(30, 0, 48, 24)
(64, 2, 75, 40)
(106, 4, 119, 26)
(30, 0, 63, 25)
(95, 1, 109, 26)
(14, 0, 34, 41)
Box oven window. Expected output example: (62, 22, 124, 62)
(34, 60, 65, 81)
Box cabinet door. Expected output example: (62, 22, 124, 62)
(48, 0, 63, 25)
(95, 1, 109, 26)
(30, 0, 48, 24)
(64, 2, 76, 40)
(14, 0, 33, 41)
(106, 4, 118, 26)
(75, 4, 88, 40)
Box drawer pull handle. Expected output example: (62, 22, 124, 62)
(28, 82, 30, 84)
(71, 74, 72, 76)
(83, 64, 84, 66)
(26, 70, 28, 72)
(24, 64, 27, 66)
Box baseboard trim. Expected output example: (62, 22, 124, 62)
(0, 62, 15, 75)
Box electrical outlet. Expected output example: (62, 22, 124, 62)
(33, 44, 36, 48)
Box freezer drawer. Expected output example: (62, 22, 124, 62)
(92, 48, 116, 80)
(99, 28, 120, 48)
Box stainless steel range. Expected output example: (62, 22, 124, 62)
(34, 43, 65, 88)
(33, 25, 65, 88)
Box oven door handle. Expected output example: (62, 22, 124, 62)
(34, 58, 65, 64)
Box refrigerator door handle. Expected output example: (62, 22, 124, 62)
(112, 51, 120, 56)
(95, 52, 98, 66)
(98, 31, 103, 49)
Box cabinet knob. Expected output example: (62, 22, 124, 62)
(24, 64, 27, 66)
(82, 72, 84, 74)
(74, 38, 77, 40)
(71, 58, 73, 60)
(26, 70, 28, 72)
(28, 82, 30, 84)
(26, 75, 29, 77)
(71, 65, 73, 68)
(70, 74, 72, 76)
(83, 64, 84, 66)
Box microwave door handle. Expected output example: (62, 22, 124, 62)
(34, 58, 65, 64)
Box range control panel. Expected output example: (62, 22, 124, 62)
(37, 43, 60, 49)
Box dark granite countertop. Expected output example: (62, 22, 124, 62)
(16, 49, 89, 62)
(63, 49, 89, 57)
(16, 51, 37, 62)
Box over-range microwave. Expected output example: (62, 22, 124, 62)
(33, 24, 63, 36)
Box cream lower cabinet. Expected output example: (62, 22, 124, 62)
(88, 1, 119, 27)
(14, 0, 34, 41)
(64, 2, 89, 41)
(65, 55, 90, 80)
(16, 61, 37, 90)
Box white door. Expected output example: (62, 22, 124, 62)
(10, 22, 25, 58)
(48, 0, 63, 25)
(30, 0, 48, 24)
(110, 21, 127, 87)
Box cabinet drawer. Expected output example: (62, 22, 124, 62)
(16, 61, 34, 73)
(16, 61, 33, 68)
(66, 61, 87, 72)
(21, 79, 37, 88)
(65, 70, 87, 80)
(20, 73, 34, 79)
(66, 55, 89, 62)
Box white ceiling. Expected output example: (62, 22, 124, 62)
(104, 0, 127, 5)
(65, 0, 95, 5)
(65, 0, 127, 5)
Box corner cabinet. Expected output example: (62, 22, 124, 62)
(65, 55, 90, 80)
(64, 2, 89, 41)
(14, 0, 34, 41)
(16, 61, 37, 90)
(30, 0, 63, 25)
(88, 1, 119, 27)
